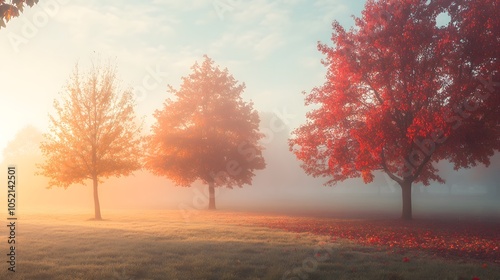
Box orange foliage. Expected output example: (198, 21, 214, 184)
(0, 0, 38, 28)
(145, 55, 265, 208)
(38, 60, 143, 219)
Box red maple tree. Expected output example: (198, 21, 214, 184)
(290, 0, 499, 220)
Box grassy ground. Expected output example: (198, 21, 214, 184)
(3, 210, 499, 280)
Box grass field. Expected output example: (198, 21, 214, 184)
(4, 210, 500, 280)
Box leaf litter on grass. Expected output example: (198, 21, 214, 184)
(252, 217, 500, 264)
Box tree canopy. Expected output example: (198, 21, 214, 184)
(145, 55, 265, 210)
(38, 60, 143, 219)
(290, 0, 500, 220)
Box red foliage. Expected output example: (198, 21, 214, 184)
(289, 0, 500, 220)
(255, 217, 500, 263)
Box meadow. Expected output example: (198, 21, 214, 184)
(4, 210, 500, 280)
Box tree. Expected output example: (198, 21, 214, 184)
(0, 0, 38, 28)
(38, 60, 143, 220)
(145, 55, 265, 210)
(290, 0, 499, 220)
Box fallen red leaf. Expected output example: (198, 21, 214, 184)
(253, 217, 500, 263)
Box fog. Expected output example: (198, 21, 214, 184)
(2, 111, 498, 222)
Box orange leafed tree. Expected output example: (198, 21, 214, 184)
(38, 60, 143, 220)
(0, 0, 38, 28)
(145, 55, 266, 210)
(290, 0, 499, 220)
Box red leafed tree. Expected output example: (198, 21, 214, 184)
(145, 55, 265, 210)
(290, 0, 499, 220)
(0, 0, 38, 28)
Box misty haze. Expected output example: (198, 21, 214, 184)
(0, 0, 499, 279)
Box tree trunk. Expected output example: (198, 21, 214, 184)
(208, 181, 216, 210)
(93, 175, 102, 220)
(400, 180, 412, 220)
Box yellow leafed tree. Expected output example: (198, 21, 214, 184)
(38, 60, 143, 220)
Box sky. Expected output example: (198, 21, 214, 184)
(0, 0, 365, 160)
(0, 0, 497, 218)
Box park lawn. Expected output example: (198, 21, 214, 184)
(4, 210, 499, 280)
